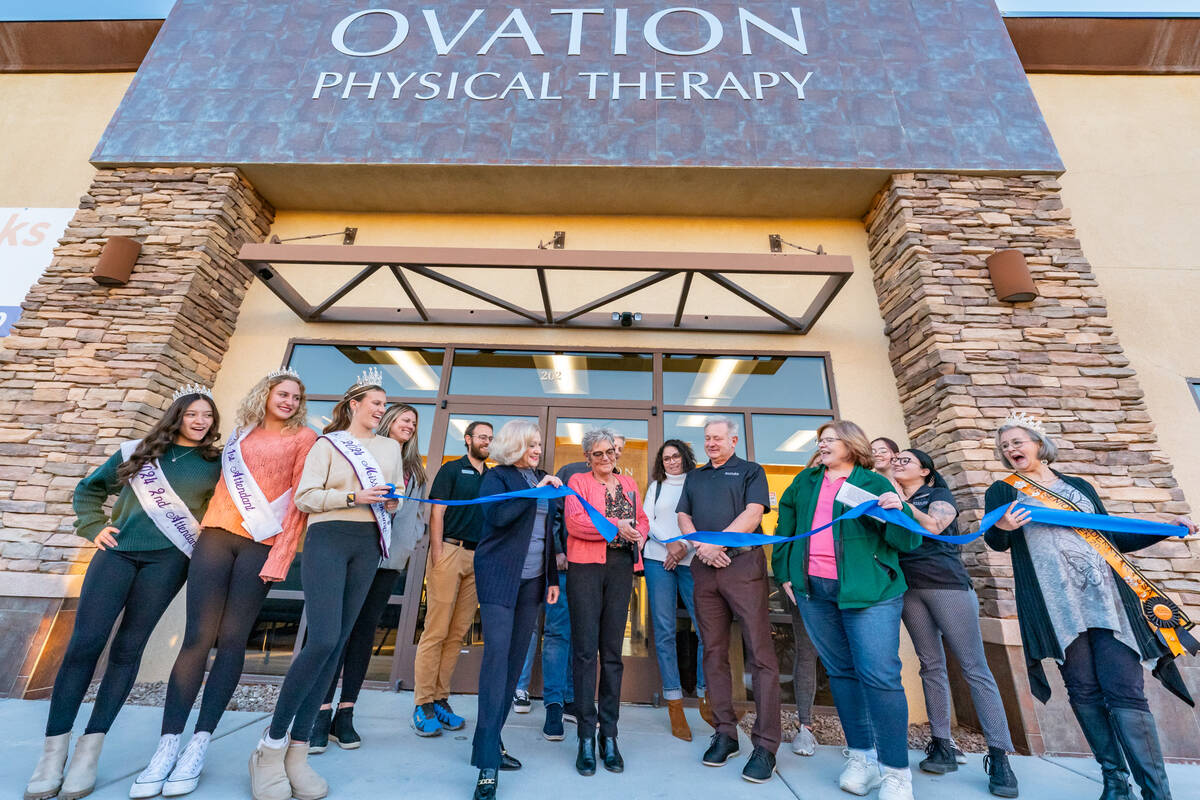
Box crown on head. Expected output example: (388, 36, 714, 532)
(172, 383, 214, 402)
(1002, 410, 1047, 438)
(266, 366, 301, 382)
(349, 366, 384, 395)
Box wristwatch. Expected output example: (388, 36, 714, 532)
(346, 492, 356, 507)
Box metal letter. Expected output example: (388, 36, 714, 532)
(753, 71, 780, 99)
(331, 9, 409, 57)
(477, 9, 545, 56)
(463, 71, 501, 100)
(550, 8, 604, 56)
(644, 7, 722, 57)
(312, 71, 344, 99)
(738, 7, 807, 55)
(422, 9, 484, 55)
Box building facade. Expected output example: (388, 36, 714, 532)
(1, 1, 1199, 758)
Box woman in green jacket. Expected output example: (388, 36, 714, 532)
(772, 420, 921, 800)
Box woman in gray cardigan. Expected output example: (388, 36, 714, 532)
(311, 403, 429, 751)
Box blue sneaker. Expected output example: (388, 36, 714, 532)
(412, 703, 443, 737)
(433, 698, 466, 731)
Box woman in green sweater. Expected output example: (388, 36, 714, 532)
(771, 420, 921, 800)
(24, 387, 222, 800)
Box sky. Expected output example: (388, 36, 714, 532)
(2, 0, 1199, 22)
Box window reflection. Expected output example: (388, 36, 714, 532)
(663, 355, 830, 409)
(449, 350, 652, 400)
(289, 344, 443, 397)
(663, 411, 748, 463)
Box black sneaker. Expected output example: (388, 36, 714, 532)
(309, 707, 332, 754)
(920, 737, 958, 774)
(512, 690, 532, 713)
(543, 703, 565, 741)
(742, 746, 776, 783)
(702, 732, 741, 766)
(985, 747, 1019, 798)
(330, 706, 361, 749)
(473, 768, 498, 800)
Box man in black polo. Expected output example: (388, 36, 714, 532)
(677, 415, 779, 784)
(412, 421, 492, 736)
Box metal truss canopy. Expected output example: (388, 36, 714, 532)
(237, 243, 854, 334)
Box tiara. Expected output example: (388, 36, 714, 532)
(172, 383, 214, 402)
(266, 366, 301, 382)
(1002, 410, 1046, 437)
(348, 366, 384, 394)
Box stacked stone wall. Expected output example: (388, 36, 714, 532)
(864, 173, 1200, 621)
(0, 167, 272, 574)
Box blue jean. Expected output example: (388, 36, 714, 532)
(796, 575, 909, 768)
(517, 572, 573, 705)
(643, 558, 705, 700)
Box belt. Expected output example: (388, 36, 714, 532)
(443, 536, 477, 551)
(726, 546, 756, 557)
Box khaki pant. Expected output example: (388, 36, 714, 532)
(413, 541, 477, 705)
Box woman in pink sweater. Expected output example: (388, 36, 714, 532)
(564, 428, 648, 777)
(131, 368, 316, 799)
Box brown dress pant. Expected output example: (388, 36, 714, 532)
(693, 548, 781, 753)
(413, 542, 477, 705)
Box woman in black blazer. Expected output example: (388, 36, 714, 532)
(470, 420, 561, 800)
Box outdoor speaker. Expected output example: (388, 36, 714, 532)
(92, 236, 141, 286)
(986, 249, 1038, 303)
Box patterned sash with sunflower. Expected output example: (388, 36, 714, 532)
(1004, 473, 1199, 659)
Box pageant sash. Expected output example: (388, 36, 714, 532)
(384, 483, 620, 542)
(222, 427, 291, 543)
(119, 439, 201, 557)
(1003, 473, 1199, 658)
(323, 431, 394, 559)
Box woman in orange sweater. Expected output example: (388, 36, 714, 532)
(564, 428, 648, 777)
(130, 368, 316, 799)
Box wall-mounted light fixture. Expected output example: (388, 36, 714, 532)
(986, 249, 1039, 303)
(92, 236, 141, 286)
(611, 311, 642, 327)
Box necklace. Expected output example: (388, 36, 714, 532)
(169, 445, 196, 463)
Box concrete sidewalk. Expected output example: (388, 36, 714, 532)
(4, 691, 1196, 799)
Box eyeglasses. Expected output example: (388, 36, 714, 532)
(817, 436, 841, 445)
(891, 456, 916, 466)
(662, 453, 683, 462)
(1000, 440, 1030, 451)
(589, 449, 617, 460)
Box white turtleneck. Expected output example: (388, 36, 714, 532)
(642, 471, 693, 565)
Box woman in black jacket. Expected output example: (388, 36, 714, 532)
(985, 413, 1195, 800)
(470, 420, 561, 800)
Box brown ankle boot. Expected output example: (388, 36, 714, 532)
(697, 695, 716, 728)
(667, 700, 692, 741)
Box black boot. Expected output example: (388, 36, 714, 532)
(576, 735, 597, 776)
(473, 769, 497, 800)
(1109, 707, 1173, 800)
(984, 747, 1019, 798)
(599, 736, 624, 773)
(330, 706, 361, 749)
(919, 737, 959, 774)
(309, 707, 332, 754)
(1070, 702, 1132, 800)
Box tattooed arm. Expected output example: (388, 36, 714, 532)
(909, 499, 958, 536)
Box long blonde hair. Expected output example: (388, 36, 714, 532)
(378, 403, 426, 487)
(235, 374, 308, 432)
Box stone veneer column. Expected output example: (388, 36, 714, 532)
(865, 173, 1200, 758)
(0, 167, 272, 698)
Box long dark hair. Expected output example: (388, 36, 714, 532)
(323, 382, 384, 434)
(651, 439, 697, 483)
(117, 393, 221, 482)
(905, 448, 949, 489)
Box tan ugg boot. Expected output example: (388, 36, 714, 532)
(248, 741, 291, 800)
(284, 742, 328, 800)
(59, 732, 104, 800)
(23, 733, 70, 800)
(697, 695, 716, 728)
(667, 699, 692, 741)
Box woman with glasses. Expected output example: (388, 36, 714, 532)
(771, 420, 921, 800)
(642, 439, 709, 741)
(986, 414, 1195, 800)
(891, 448, 1018, 798)
(564, 428, 648, 776)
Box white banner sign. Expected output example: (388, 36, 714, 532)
(0, 208, 73, 336)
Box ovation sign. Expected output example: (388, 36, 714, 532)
(92, 0, 1062, 171)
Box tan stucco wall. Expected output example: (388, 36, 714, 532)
(1029, 74, 1200, 508)
(0, 73, 133, 207)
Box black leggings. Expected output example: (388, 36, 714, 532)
(162, 528, 271, 735)
(268, 522, 379, 740)
(323, 568, 403, 707)
(46, 546, 189, 737)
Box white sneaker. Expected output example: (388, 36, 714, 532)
(130, 734, 181, 798)
(162, 733, 209, 796)
(878, 765, 915, 800)
(791, 724, 816, 756)
(838, 749, 882, 796)
(512, 689, 532, 713)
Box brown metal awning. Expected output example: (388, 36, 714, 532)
(237, 243, 853, 334)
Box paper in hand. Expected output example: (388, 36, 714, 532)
(835, 482, 886, 522)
